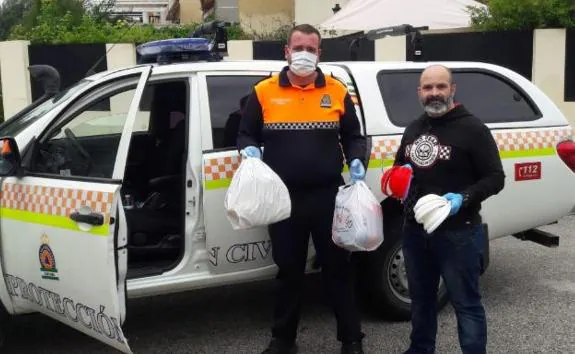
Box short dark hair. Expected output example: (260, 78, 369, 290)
(287, 24, 322, 45)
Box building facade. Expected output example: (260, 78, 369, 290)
(105, 0, 350, 32)
(109, 0, 179, 24)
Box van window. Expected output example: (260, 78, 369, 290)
(206, 75, 268, 150)
(376, 70, 541, 127)
(29, 79, 140, 179)
(0, 79, 91, 137)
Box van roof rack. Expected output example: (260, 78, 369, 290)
(339, 24, 427, 62)
(136, 20, 231, 65)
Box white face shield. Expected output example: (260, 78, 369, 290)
(414, 194, 451, 234)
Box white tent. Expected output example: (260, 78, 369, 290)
(319, 0, 488, 32)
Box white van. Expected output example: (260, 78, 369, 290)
(0, 36, 573, 353)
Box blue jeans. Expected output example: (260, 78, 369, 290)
(402, 221, 487, 354)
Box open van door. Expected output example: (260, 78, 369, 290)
(0, 66, 152, 353)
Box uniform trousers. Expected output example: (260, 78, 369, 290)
(267, 181, 364, 344)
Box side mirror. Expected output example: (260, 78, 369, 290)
(0, 137, 22, 177)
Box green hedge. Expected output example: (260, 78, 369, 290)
(468, 0, 575, 31)
(8, 17, 253, 44)
(6, 0, 254, 44)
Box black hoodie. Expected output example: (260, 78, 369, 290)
(394, 104, 505, 231)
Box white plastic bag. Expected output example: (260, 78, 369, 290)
(332, 181, 384, 252)
(224, 157, 291, 230)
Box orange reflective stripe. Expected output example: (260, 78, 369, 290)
(255, 75, 347, 125)
(1, 183, 114, 221)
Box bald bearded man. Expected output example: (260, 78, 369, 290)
(394, 65, 505, 354)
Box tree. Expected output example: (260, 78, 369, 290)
(7, 0, 252, 44)
(21, 0, 86, 30)
(0, 0, 119, 41)
(468, 0, 575, 30)
(0, 0, 33, 40)
(85, 0, 118, 22)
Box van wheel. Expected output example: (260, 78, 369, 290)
(0, 304, 9, 348)
(356, 198, 449, 321)
(363, 234, 449, 321)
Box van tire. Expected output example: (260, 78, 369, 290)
(0, 303, 9, 349)
(356, 198, 449, 321)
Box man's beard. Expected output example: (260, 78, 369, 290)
(421, 95, 453, 117)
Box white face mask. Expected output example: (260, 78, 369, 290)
(289, 50, 318, 77)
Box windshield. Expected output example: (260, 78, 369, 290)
(0, 79, 92, 137)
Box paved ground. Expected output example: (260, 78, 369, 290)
(3, 215, 575, 354)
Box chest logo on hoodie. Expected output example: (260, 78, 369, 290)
(407, 134, 451, 168)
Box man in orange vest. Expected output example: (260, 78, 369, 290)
(237, 24, 368, 354)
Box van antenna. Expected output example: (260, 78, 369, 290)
(85, 18, 139, 77)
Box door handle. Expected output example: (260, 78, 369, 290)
(70, 211, 104, 226)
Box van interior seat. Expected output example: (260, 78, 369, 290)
(123, 81, 188, 265)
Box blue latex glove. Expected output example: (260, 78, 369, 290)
(403, 163, 412, 169)
(443, 193, 463, 216)
(350, 159, 366, 183)
(240, 146, 261, 159)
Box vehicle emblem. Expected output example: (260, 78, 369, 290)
(39, 233, 59, 281)
(320, 94, 332, 108)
